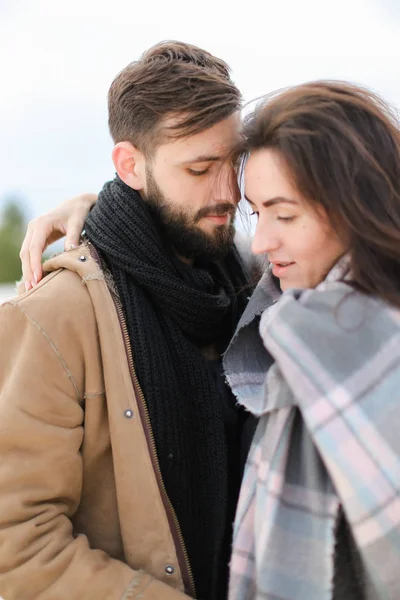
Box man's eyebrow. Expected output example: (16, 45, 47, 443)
(244, 195, 298, 207)
(180, 155, 222, 165)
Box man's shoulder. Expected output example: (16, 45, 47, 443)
(4, 252, 98, 332)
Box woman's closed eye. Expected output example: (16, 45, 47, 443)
(277, 216, 296, 222)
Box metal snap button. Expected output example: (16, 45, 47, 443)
(165, 565, 175, 575)
(124, 409, 134, 418)
(79, 255, 87, 262)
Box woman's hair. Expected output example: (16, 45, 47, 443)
(240, 81, 400, 307)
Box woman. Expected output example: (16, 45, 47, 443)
(225, 81, 400, 599)
(20, 81, 400, 599)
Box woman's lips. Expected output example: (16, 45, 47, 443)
(271, 262, 295, 277)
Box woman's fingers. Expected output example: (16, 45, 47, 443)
(20, 193, 97, 290)
(20, 217, 66, 289)
(20, 221, 35, 290)
(64, 216, 87, 251)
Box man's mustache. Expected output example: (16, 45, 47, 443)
(195, 203, 236, 221)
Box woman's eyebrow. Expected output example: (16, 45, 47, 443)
(244, 194, 298, 207)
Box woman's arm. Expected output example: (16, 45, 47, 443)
(20, 193, 97, 290)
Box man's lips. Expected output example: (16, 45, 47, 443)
(196, 203, 235, 225)
(204, 214, 230, 225)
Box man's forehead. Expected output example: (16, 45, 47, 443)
(158, 112, 241, 163)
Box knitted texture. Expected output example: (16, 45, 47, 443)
(85, 176, 249, 600)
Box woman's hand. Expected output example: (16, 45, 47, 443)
(20, 193, 97, 290)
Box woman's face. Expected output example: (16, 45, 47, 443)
(245, 148, 347, 291)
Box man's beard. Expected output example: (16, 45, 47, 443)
(144, 167, 236, 262)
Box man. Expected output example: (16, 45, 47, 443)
(0, 41, 256, 600)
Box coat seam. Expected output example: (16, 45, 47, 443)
(7, 300, 81, 400)
(121, 570, 152, 600)
(83, 390, 105, 399)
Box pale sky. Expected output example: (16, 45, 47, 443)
(1, 0, 400, 222)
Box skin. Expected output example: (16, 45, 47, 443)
(113, 112, 241, 255)
(20, 193, 97, 290)
(245, 148, 347, 291)
(21, 126, 347, 292)
(21, 113, 241, 286)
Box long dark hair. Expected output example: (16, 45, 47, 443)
(240, 81, 400, 307)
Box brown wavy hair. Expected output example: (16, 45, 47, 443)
(108, 40, 241, 156)
(240, 81, 400, 307)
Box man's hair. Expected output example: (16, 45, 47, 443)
(240, 81, 400, 308)
(108, 40, 242, 155)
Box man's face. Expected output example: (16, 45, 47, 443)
(142, 112, 241, 261)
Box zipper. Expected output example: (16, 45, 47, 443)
(113, 295, 196, 598)
(87, 242, 196, 596)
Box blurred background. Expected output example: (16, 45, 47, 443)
(1, 0, 400, 300)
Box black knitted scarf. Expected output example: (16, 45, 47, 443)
(85, 177, 249, 599)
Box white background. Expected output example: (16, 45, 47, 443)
(1, 0, 400, 220)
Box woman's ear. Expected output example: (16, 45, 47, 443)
(112, 142, 146, 190)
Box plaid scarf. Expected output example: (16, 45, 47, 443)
(225, 259, 400, 599)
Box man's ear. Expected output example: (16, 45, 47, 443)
(112, 142, 146, 190)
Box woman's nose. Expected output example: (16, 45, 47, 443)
(251, 221, 280, 256)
